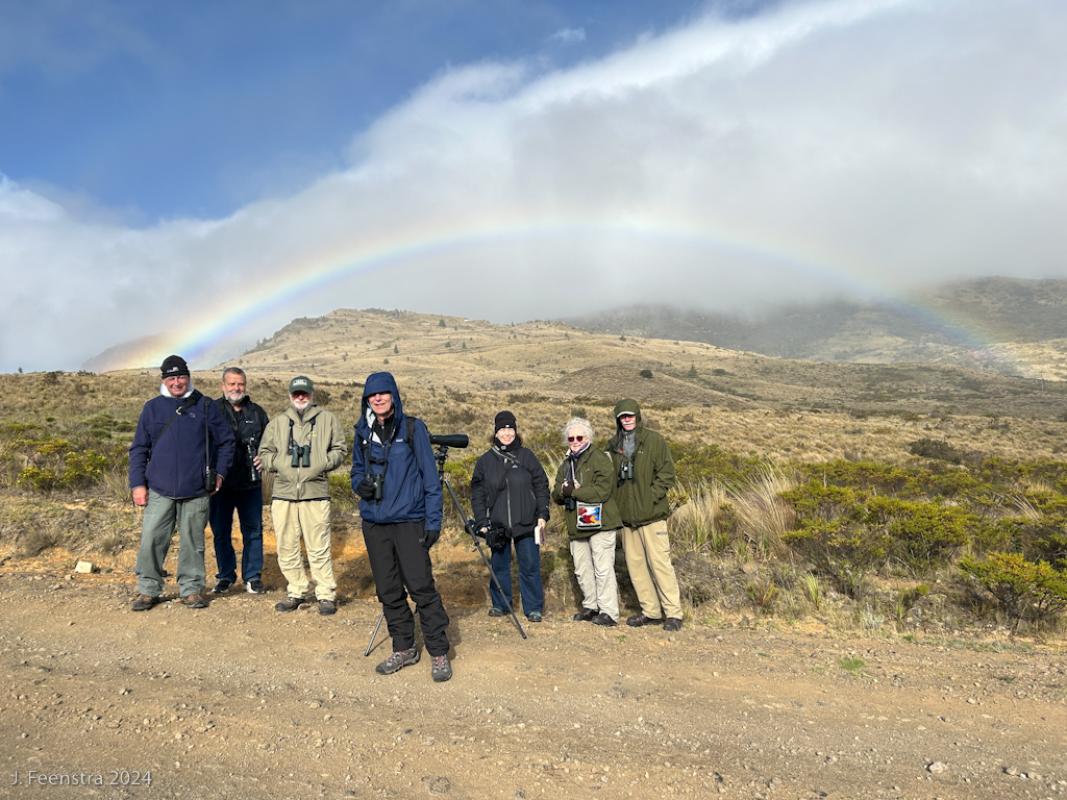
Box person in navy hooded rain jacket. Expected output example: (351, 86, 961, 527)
(351, 372, 452, 682)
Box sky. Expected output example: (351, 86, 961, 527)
(1, 0, 1065, 372)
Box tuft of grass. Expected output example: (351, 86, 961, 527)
(671, 480, 730, 553)
(20, 529, 62, 557)
(727, 464, 795, 560)
(839, 656, 866, 675)
(801, 572, 823, 611)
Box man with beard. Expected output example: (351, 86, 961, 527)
(351, 372, 451, 681)
(129, 355, 236, 611)
(258, 376, 347, 615)
(209, 367, 270, 595)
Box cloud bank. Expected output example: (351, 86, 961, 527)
(2, 0, 1066, 371)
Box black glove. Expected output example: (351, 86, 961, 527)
(355, 476, 376, 500)
(421, 528, 440, 548)
(560, 480, 574, 497)
(476, 519, 492, 537)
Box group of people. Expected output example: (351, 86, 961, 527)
(128, 355, 684, 683)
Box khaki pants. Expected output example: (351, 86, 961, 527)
(570, 529, 620, 621)
(271, 499, 336, 601)
(621, 519, 682, 620)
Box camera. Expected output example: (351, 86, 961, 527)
(289, 441, 311, 468)
(618, 460, 634, 482)
(564, 496, 577, 512)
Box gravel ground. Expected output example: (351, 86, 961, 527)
(1, 569, 1065, 800)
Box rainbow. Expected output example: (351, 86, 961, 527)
(116, 213, 1013, 372)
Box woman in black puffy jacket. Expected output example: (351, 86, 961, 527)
(470, 410, 550, 622)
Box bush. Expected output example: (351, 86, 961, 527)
(960, 552, 1067, 632)
(908, 438, 968, 464)
(784, 519, 889, 598)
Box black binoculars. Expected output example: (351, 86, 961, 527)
(618, 460, 635, 482)
(369, 472, 384, 501)
(245, 441, 260, 482)
(289, 442, 311, 468)
(564, 496, 577, 512)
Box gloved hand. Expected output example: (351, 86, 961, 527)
(355, 476, 376, 500)
(560, 480, 574, 497)
(421, 528, 440, 548)
(477, 519, 492, 537)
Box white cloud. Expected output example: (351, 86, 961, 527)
(2, 0, 1067, 371)
(547, 27, 586, 46)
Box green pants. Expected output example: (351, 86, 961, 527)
(136, 490, 209, 598)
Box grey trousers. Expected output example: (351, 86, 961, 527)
(136, 490, 209, 598)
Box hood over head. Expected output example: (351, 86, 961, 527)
(361, 371, 404, 420)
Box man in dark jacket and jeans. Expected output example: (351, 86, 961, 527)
(608, 399, 683, 631)
(209, 366, 270, 595)
(129, 355, 235, 611)
(351, 372, 451, 682)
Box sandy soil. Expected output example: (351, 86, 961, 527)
(2, 535, 1066, 800)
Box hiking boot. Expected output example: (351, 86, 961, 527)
(431, 654, 453, 683)
(275, 596, 305, 613)
(245, 579, 265, 594)
(591, 612, 617, 627)
(572, 608, 598, 622)
(627, 613, 664, 628)
(487, 607, 506, 617)
(131, 594, 159, 612)
(318, 599, 337, 616)
(212, 579, 233, 594)
(181, 593, 209, 609)
(527, 612, 543, 623)
(375, 647, 420, 675)
(664, 617, 683, 632)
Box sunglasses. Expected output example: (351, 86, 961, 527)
(567, 435, 585, 442)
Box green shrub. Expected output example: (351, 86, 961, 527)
(908, 438, 969, 464)
(784, 519, 890, 598)
(960, 552, 1067, 632)
(17, 465, 58, 492)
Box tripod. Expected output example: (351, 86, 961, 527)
(364, 442, 527, 657)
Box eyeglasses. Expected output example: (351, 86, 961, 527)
(567, 435, 585, 442)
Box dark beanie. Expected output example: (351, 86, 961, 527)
(160, 354, 190, 379)
(494, 410, 517, 432)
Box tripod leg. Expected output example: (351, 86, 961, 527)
(363, 610, 384, 657)
(441, 477, 527, 640)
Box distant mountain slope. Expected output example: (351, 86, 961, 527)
(565, 277, 1067, 379)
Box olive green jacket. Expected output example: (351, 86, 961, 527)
(258, 405, 347, 501)
(551, 445, 621, 539)
(608, 399, 676, 526)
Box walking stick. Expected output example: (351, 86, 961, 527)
(363, 611, 385, 657)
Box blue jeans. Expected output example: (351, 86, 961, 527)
(209, 485, 264, 583)
(489, 534, 543, 617)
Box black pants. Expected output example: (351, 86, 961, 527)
(362, 520, 450, 657)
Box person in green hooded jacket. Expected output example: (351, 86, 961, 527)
(551, 416, 621, 626)
(607, 399, 683, 632)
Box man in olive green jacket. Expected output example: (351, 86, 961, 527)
(608, 399, 683, 631)
(259, 376, 347, 615)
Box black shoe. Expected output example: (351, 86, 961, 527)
(663, 617, 683, 632)
(376, 647, 420, 675)
(318, 599, 337, 616)
(627, 613, 665, 628)
(131, 594, 159, 612)
(212, 579, 233, 594)
(245, 579, 265, 594)
(487, 607, 506, 617)
(572, 608, 599, 622)
(275, 596, 305, 613)
(591, 612, 617, 627)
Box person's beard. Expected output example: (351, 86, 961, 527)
(225, 391, 245, 405)
(291, 398, 311, 413)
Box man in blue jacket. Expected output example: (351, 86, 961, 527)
(351, 372, 451, 682)
(129, 355, 236, 611)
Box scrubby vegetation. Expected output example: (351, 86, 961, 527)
(1, 369, 1065, 639)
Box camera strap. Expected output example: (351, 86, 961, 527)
(360, 415, 416, 476)
(288, 415, 317, 450)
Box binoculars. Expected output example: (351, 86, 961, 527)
(369, 472, 384, 501)
(245, 441, 261, 483)
(289, 441, 311, 468)
(618, 460, 635, 482)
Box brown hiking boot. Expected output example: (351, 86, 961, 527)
(131, 594, 159, 612)
(181, 593, 209, 609)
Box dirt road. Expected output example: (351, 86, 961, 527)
(1, 563, 1065, 800)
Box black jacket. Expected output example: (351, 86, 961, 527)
(470, 445, 550, 538)
(214, 396, 270, 492)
